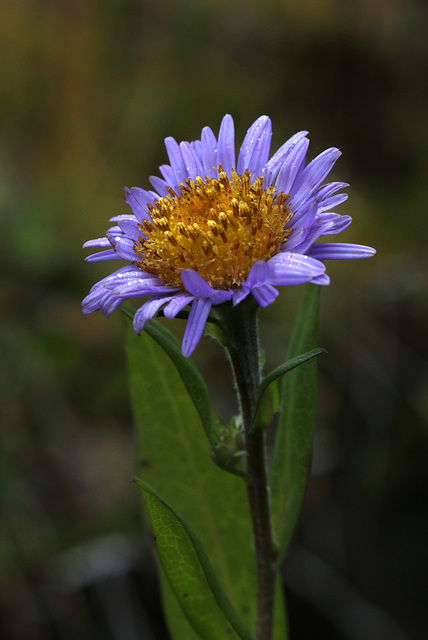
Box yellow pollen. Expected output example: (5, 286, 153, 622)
(134, 167, 293, 289)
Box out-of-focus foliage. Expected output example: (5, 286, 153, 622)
(1, 1, 427, 639)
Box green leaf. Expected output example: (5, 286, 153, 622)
(269, 284, 321, 563)
(127, 326, 288, 640)
(144, 319, 219, 447)
(160, 574, 202, 640)
(122, 306, 217, 448)
(137, 478, 252, 640)
(252, 347, 326, 429)
(122, 309, 242, 476)
(160, 573, 287, 640)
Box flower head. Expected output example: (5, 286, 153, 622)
(82, 115, 375, 356)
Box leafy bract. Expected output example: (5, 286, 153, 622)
(136, 478, 252, 640)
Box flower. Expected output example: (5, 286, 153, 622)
(82, 115, 375, 356)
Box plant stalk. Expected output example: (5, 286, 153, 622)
(217, 299, 276, 640)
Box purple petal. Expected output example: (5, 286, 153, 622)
(149, 175, 169, 197)
(82, 284, 127, 317)
(201, 126, 218, 178)
(159, 164, 176, 187)
(100, 293, 127, 317)
(251, 284, 279, 307)
(289, 214, 351, 254)
(247, 119, 272, 176)
(108, 235, 139, 262)
(289, 200, 318, 233)
(82, 287, 108, 314)
(268, 252, 326, 286)
(284, 206, 320, 253)
(244, 261, 270, 288)
(105, 225, 122, 237)
(283, 227, 305, 251)
(117, 217, 141, 241)
(289, 148, 342, 211)
(308, 243, 376, 260)
(320, 192, 348, 211)
(133, 295, 175, 334)
(286, 227, 328, 256)
(317, 213, 352, 235)
(82, 266, 153, 313)
(181, 269, 232, 304)
(217, 114, 235, 174)
(100, 265, 154, 285)
(124, 187, 155, 222)
(83, 237, 110, 249)
(88, 265, 142, 291)
(311, 273, 330, 285)
(85, 249, 121, 263)
(180, 141, 204, 181)
(274, 137, 310, 195)
(191, 140, 203, 163)
(232, 286, 250, 306)
(110, 213, 138, 223)
(237, 116, 272, 176)
(163, 293, 194, 319)
(181, 269, 216, 297)
(110, 279, 180, 297)
(309, 181, 349, 208)
(262, 131, 309, 186)
(297, 185, 348, 221)
(208, 289, 233, 304)
(182, 298, 212, 357)
(164, 137, 187, 184)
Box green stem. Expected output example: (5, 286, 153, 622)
(216, 299, 276, 640)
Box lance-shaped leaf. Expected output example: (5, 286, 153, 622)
(122, 308, 217, 447)
(269, 284, 321, 563)
(127, 326, 288, 640)
(122, 307, 243, 476)
(137, 478, 253, 640)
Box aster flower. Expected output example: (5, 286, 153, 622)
(82, 115, 375, 356)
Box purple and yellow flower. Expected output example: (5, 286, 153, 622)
(82, 115, 375, 356)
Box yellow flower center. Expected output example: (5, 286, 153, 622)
(134, 167, 293, 289)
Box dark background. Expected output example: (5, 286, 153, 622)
(1, 1, 427, 639)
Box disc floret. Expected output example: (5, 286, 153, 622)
(134, 167, 292, 290)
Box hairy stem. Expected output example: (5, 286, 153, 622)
(217, 299, 276, 640)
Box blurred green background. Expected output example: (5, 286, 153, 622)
(1, 1, 427, 639)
